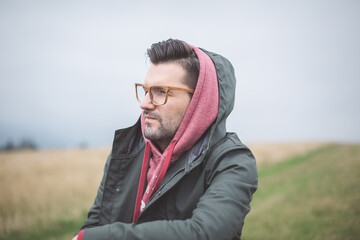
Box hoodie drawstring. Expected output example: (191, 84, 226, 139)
(132, 140, 176, 224)
(133, 142, 151, 224)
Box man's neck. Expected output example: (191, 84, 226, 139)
(154, 140, 171, 153)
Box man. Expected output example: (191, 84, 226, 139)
(73, 39, 257, 240)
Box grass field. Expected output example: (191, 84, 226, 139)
(0, 148, 109, 240)
(242, 143, 360, 240)
(0, 143, 359, 240)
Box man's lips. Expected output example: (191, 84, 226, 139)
(144, 114, 158, 121)
(143, 111, 160, 123)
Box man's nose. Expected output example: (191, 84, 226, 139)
(140, 92, 156, 110)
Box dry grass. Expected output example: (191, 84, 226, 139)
(0, 142, 328, 237)
(0, 147, 109, 235)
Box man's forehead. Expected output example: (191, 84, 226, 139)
(144, 63, 188, 87)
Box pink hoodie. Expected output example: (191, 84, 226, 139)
(133, 45, 219, 223)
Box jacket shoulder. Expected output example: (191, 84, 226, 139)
(204, 132, 257, 184)
(208, 132, 253, 159)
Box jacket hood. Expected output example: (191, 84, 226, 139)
(200, 48, 236, 148)
(140, 46, 237, 160)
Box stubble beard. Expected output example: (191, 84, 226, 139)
(144, 116, 175, 150)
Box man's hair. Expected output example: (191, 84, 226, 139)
(147, 39, 199, 89)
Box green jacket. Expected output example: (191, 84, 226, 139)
(80, 49, 258, 240)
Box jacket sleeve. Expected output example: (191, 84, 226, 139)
(81, 147, 258, 240)
(80, 154, 112, 229)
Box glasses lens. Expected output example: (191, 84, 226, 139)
(150, 86, 167, 105)
(136, 85, 146, 102)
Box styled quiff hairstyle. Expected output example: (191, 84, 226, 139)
(147, 39, 199, 90)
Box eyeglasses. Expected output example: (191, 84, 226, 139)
(135, 83, 195, 106)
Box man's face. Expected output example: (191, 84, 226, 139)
(140, 62, 192, 151)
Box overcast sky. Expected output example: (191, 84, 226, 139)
(1, 0, 359, 149)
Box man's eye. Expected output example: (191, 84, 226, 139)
(153, 87, 166, 95)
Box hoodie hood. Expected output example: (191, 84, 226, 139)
(199, 48, 236, 147)
(140, 45, 219, 164)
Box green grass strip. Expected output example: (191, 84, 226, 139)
(2, 216, 84, 240)
(242, 144, 360, 240)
